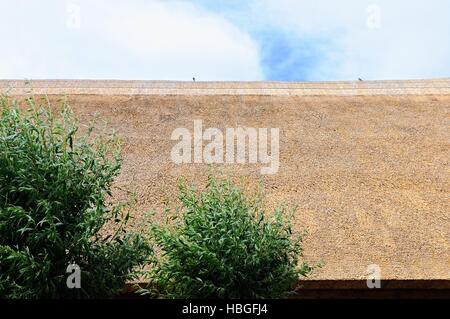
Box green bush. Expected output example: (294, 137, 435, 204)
(0, 94, 152, 298)
(145, 176, 314, 299)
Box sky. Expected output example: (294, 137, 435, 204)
(0, 0, 449, 81)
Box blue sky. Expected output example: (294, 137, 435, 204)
(1, 0, 449, 81)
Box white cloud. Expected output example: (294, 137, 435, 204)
(0, 0, 263, 80)
(1, 0, 449, 81)
(253, 0, 450, 80)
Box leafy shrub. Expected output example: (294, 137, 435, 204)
(0, 94, 152, 298)
(145, 176, 314, 298)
